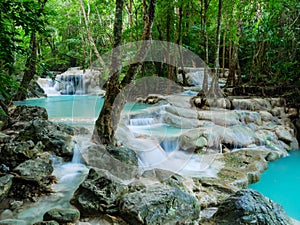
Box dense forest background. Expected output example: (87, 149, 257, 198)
(0, 0, 299, 106)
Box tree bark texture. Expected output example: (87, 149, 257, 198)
(93, 0, 156, 145)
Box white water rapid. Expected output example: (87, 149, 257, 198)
(0, 136, 89, 224)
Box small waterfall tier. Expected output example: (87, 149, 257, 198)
(38, 67, 105, 96)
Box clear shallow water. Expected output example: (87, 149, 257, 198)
(250, 150, 300, 220)
(14, 96, 152, 127)
(14, 96, 300, 221)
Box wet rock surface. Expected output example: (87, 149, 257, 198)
(81, 144, 139, 180)
(0, 106, 75, 169)
(119, 185, 200, 225)
(0, 105, 78, 211)
(0, 94, 298, 225)
(212, 189, 293, 225)
(71, 168, 128, 216)
(0, 175, 13, 201)
(43, 208, 80, 223)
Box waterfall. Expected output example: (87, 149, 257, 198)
(129, 118, 155, 126)
(160, 139, 179, 153)
(37, 78, 61, 96)
(71, 143, 82, 164)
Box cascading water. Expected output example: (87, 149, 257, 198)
(119, 106, 220, 177)
(0, 137, 89, 224)
(37, 78, 61, 96)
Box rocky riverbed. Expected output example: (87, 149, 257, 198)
(0, 93, 299, 224)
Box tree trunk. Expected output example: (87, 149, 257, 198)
(93, 0, 156, 145)
(177, 3, 188, 86)
(79, 0, 105, 67)
(14, 32, 37, 101)
(201, 0, 209, 93)
(166, 3, 174, 81)
(13, 0, 47, 101)
(92, 0, 124, 145)
(207, 0, 223, 98)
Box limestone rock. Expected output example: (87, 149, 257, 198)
(43, 208, 80, 223)
(219, 149, 269, 184)
(0, 141, 43, 168)
(0, 174, 14, 200)
(10, 158, 54, 200)
(119, 185, 200, 225)
(27, 80, 47, 99)
(81, 144, 139, 180)
(232, 98, 271, 111)
(143, 94, 166, 104)
(275, 126, 294, 143)
(192, 177, 237, 210)
(13, 158, 53, 182)
(15, 119, 74, 158)
(162, 112, 205, 128)
(259, 111, 274, 122)
(32, 221, 59, 225)
(70, 168, 128, 216)
(198, 110, 240, 126)
(212, 189, 293, 225)
(165, 105, 198, 119)
(106, 145, 138, 166)
(9, 105, 48, 121)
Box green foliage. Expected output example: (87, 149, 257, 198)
(0, 0, 299, 102)
(0, 69, 19, 102)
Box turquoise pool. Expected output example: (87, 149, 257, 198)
(250, 150, 300, 220)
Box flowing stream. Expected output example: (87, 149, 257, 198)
(8, 94, 300, 223)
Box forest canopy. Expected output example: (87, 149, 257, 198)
(0, 0, 299, 105)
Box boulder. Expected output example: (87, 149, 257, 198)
(219, 149, 269, 184)
(192, 177, 237, 210)
(106, 145, 138, 166)
(13, 158, 53, 183)
(43, 208, 80, 223)
(0, 140, 42, 168)
(212, 189, 293, 225)
(9, 105, 48, 121)
(119, 185, 200, 225)
(143, 94, 166, 104)
(275, 126, 294, 143)
(162, 112, 206, 128)
(259, 111, 274, 122)
(231, 98, 271, 111)
(0, 174, 14, 200)
(9, 158, 54, 200)
(70, 168, 128, 216)
(15, 119, 74, 158)
(81, 144, 139, 180)
(32, 221, 59, 225)
(198, 110, 240, 126)
(165, 105, 198, 119)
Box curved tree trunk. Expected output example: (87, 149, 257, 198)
(92, 0, 124, 145)
(93, 0, 156, 145)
